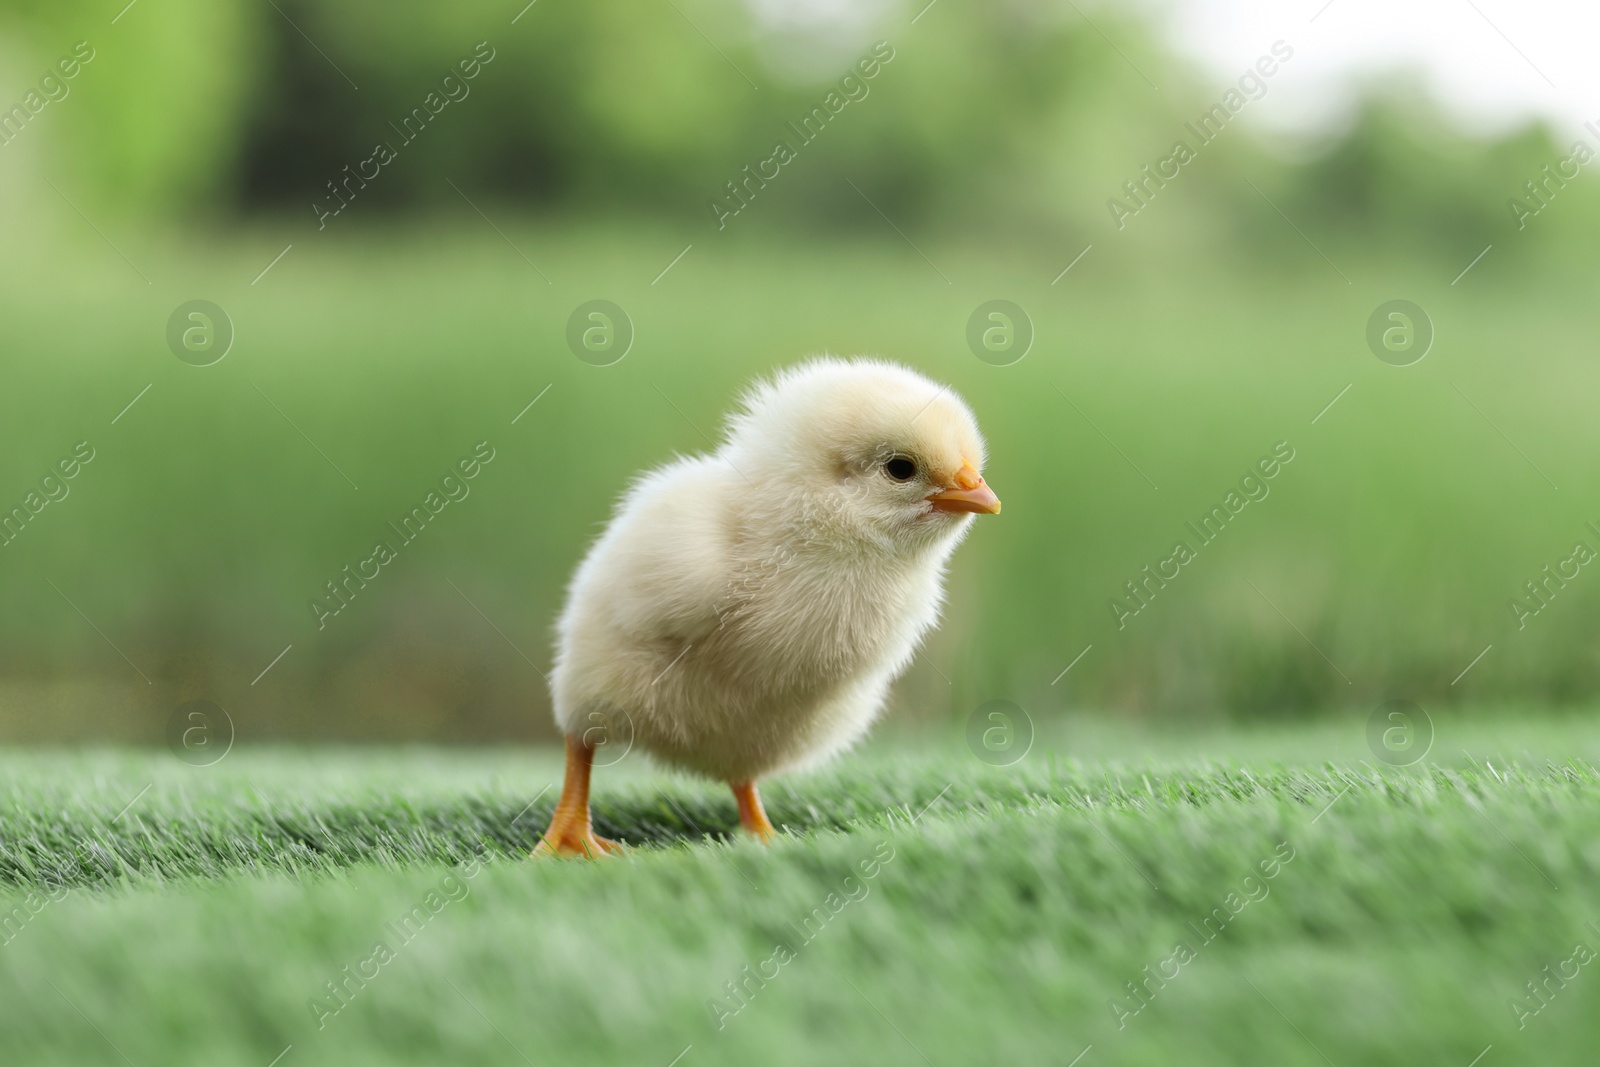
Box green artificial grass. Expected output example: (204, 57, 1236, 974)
(2, 715, 1599, 1066)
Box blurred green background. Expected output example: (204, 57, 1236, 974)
(0, 0, 1595, 743)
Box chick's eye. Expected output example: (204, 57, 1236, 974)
(884, 456, 917, 482)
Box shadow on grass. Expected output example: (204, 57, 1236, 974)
(0, 781, 958, 890)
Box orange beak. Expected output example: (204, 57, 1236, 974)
(926, 464, 1001, 515)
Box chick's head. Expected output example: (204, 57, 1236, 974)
(723, 358, 1000, 551)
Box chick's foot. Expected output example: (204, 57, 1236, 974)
(531, 733, 624, 860)
(732, 780, 777, 844)
(532, 821, 624, 860)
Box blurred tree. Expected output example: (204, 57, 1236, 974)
(1278, 80, 1599, 265)
(0, 0, 1591, 257)
(0, 0, 259, 217)
(233, 0, 1153, 230)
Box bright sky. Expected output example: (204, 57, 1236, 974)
(1152, 0, 1600, 142)
(746, 0, 1599, 143)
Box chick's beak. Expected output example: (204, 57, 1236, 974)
(926, 464, 1001, 515)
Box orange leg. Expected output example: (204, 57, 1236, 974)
(533, 735, 624, 859)
(731, 780, 777, 843)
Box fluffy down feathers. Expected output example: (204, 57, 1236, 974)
(550, 358, 996, 782)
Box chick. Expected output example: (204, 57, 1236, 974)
(535, 358, 1000, 857)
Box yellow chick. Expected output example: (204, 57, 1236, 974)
(535, 358, 1000, 857)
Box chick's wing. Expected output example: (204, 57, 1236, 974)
(579, 456, 741, 647)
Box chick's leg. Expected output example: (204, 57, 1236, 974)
(533, 734, 624, 859)
(731, 780, 776, 843)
